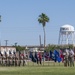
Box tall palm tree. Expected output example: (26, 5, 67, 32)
(38, 13, 49, 48)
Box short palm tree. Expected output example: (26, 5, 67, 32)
(38, 13, 49, 47)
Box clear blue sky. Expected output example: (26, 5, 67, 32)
(0, 0, 75, 46)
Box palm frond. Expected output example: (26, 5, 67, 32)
(38, 13, 49, 27)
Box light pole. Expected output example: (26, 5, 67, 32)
(5, 40, 8, 52)
(14, 42, 17, 51)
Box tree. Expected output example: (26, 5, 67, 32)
(12, 44, 25, 51)
(38, 13, 49, 48)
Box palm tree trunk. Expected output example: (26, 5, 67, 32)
(43, 27, 46, 48)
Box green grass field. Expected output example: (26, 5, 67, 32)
(0, 62, 75, 75)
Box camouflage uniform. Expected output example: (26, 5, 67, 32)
(64, 49, 69, 67)
(69, 50, 74, 67)
(64, 52, 69, 66)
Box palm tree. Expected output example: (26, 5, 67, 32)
(38, 13, 49, 48)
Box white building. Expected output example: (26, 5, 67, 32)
(29, 48, 38, 52)
(0, 46, 16, 56)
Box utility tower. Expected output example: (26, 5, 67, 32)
(58, 24, 75, 45)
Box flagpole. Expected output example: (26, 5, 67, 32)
(0, 34, 1, 65)
(0, 15, 1, 54)
(0, 33, 1, 53)
(0, 33, 1, 65)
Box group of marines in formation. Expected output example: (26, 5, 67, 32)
(0, 48, 74, 67)
(0, 51, 27, 66)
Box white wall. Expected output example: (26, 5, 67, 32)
(0, 46, 16, 56)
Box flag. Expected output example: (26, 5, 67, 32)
(49, 50, 55, 60)
(35, 52, 38, 64)
(0, 51, 1, 54)
(44, 51, 49, 60)
(29, 52, 36, 62)
(53, 50, 62, 62)
(59, 50, 64, 62)
(38, 52, 42, 64)
(57, 57, 62, 63)
(35, 52, 38, 59)
(9, 51, 11, 54)
(29, 52, 32, 58)
(49, 50, 53, 58)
